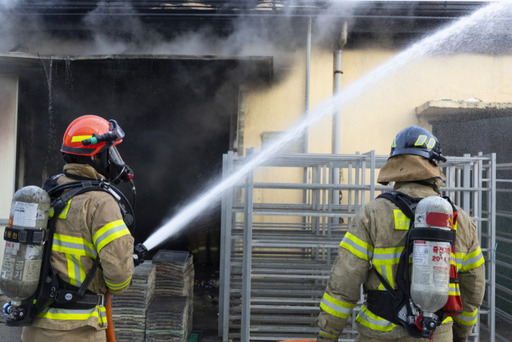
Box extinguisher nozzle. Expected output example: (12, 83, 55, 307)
(133, 243, 149, 267)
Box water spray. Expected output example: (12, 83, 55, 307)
(142, 1, 506, 252)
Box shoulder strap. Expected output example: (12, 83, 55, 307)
(377, 191, 420, 219)
(371, 191, 420, 329)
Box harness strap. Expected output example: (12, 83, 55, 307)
(409, 227, 455, 244)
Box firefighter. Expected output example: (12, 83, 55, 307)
(21, 115, 135, 342)
(316, 126, 485, 342)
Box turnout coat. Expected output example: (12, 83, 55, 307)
(317, 181, 485, 341)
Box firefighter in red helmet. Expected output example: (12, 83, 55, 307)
(316, 126, 485, 342)
(21, 115, 135, 342)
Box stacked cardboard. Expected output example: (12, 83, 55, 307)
(146, 296, 191, 342)
(148, 250, 195, 341)
(153, 249, 194, 298)
(110, 250, 194, 342)
(111, 261, 156, 342)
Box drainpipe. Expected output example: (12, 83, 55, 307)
(303, 17, 312, 210)
(304, 16, 312, 154)
(333, 21, 348, 206)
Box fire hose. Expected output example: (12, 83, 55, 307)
(106, 291, 116, 342)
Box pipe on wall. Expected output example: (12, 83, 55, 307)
(333, 21, 348, 206)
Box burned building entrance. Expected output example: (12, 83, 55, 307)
(2, 54, 271, 260)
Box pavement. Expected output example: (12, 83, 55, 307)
(1, 291, 510, 342)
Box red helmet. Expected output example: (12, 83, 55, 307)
(61, 115, 124, 156)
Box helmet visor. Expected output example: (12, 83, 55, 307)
(109, 119, 125, 141)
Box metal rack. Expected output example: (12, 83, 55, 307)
(219, 151, 496, 342)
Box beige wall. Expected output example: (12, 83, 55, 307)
(242, 47, 512, 206)
(244, 48, 512, 157)
(0, 74, 18, 268)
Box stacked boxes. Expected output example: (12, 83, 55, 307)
(111, 250, 194, 342)
(147, 250, 194, 342)
(111, 261, 156, 341)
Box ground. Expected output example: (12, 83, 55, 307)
(190, 264, 221, 342)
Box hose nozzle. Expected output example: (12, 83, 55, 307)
(133, 243, 149, 267)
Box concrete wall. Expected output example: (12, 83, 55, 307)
(0, 75, 18, 270)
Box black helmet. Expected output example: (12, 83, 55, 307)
(390, 126, 446, 164)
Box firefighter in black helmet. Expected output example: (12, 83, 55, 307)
(316, 126, 485, 342)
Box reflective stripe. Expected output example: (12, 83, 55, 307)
(71, 135, 93, 143)
(340, 232, 374, 261)
(453, 309, 478, 325)
(53, 234, 97, 259)
(66, 253, 86, 287)
(319, 330, 338, 339)
(38, 306, 107, 324)
(443, 316, 453, 323)
(454, 252, 464, 270)
(356, 305, 396, 332)
(460, 247, 485, 272)
(320, 293, 355, 319)
(106, 275, 132, 291)
(448, 282, 461, 296)
(49, 199, 71, 219)
(93, 219, 131, 252)
(373, 247, 402, 290)
(372, 247, 402, 266)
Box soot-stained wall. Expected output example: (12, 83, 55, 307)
(16, 56, 270, 249)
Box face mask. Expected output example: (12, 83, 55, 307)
(107, 145, 134, 184)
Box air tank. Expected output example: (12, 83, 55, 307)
(410, 196, 452, 314)
(0, 186, 50, 301)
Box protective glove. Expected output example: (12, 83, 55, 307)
(453, 336, 467, 342)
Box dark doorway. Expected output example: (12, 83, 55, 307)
(13, 55, 271, 252)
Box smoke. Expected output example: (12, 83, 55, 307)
(0, 1, 363, 74)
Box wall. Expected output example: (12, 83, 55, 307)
(0, 74, 18, 270)
(242, 46, 512, 204)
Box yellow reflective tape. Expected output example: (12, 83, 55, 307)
(453, 309, 478, 325)
(427, 137, 436, 148)
(38, 307, 107, 324)
(320, 302, 350, 319)
(356, 306, 396, 332)
(384, 264, 395, 289)
(339, 232, 373, 261)
(97, 227, 130, 251)
(442, 316, 453, 323)
(414, 135, 427, 146)
(106, 275, 132, 291)
(49, 199, 71, 219)
(393, 209, 410, 230)
(460, 247, 485, 272)
(66, 254, 78, 287)
(319, 331, 338, 339)
(93, 219, 130, 251)
(372, 246, 403, 266)
(448, 282, 461, 296)
(71, 135, 92, 143)
(320, 292, 355, 319)
(391, 138, 396, 148)
(323, 292, 355, 310)
(52, 234, 96, 258)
